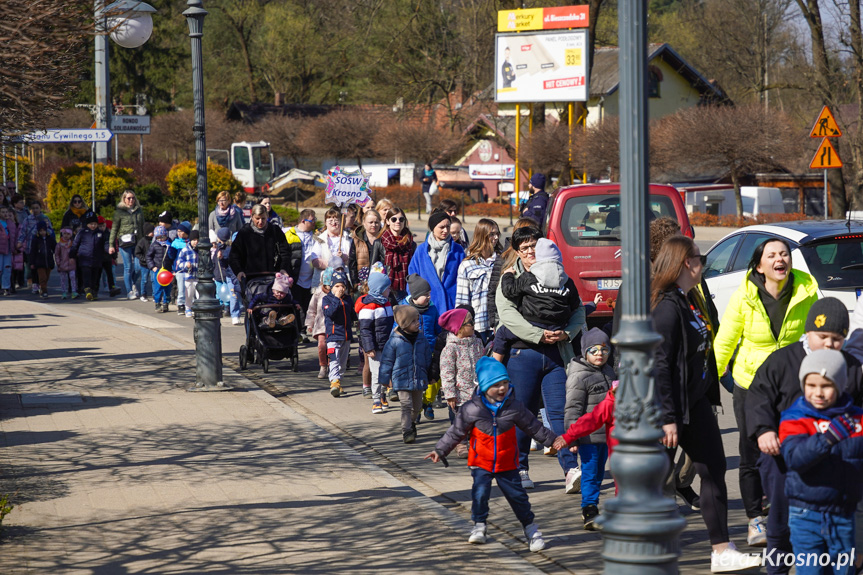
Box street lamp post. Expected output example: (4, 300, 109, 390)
(185, 0, 226, 391)
(602, 1, 686, 573)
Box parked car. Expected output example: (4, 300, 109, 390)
(546, 183, 693, 319)
(703, 220, 863, 319)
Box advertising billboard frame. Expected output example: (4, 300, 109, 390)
(494, 29, 590, 104)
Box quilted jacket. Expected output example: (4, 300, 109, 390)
(439, 333, 484, 407)
(714, 269, 818, 390)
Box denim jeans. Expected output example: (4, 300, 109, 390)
(504, 346, 578, 475)
(153, 275, 169, 304)
(118, 246, 139, 294)
(175, 271, 187, 305)
(788, 506, 855, 575)
(471, 467, 534, 526)
(758, 452, 793, 574)
(0, 252, 11, 289)
(578, 443, 609, 507)
(139, 265, 151, 297)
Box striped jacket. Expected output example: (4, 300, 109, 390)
(455, 255, 496, 332)
(355, 296, 394, 353)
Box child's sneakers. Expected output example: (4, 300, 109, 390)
(372, 401, 383, 414)
(710, 541, 762, 573)
(403, 424, 417, 444)
(582, 504, 599, 531)
(362, 386, 372, 398)
(85, 289, 96, 301)
(524, 523, 545, 552)
(155, 303, 162, 313)
(468, 522, 487, 544)
(61, 292, 68, 300)
(40, 291, 48, 299)
(71, 292, 79, 299)
(380, 396, 389, 412)
(317, 366, 328, 379)
(177, 304, 186, 316)
(330, 380, 341, 397)
(746, 516, 767, 547)
(185, 309, 194, 318)
(519, 469, 535, 489)
(31, 284, 39, 294)
(565, 467, 582, 494)
(423, 406, 435, 420)
(388, 387, 399, 403)
(266, 310, 277, 327)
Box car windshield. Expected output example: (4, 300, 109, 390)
(798, 236, 863, 289)
(560, 193, 678, 247)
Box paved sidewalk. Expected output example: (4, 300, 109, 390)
(0, 294, 762, 573)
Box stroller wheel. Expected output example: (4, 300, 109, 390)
(262, 355, 269, 374)
(293, 350, 299, 372)
(239, 345, 248, 370)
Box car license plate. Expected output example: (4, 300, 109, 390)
(597, 278, 621, 290)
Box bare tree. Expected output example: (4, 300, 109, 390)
(150, 110, 195, 164)
(251, 115, 309, 169)
(582, 117, 620, 181)
(523, 122, 580, 182)
(0, 0, 90, 135)
(298, 109, 382, 169)
(373, 118, 460, 164)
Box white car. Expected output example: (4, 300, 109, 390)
(703, 220, 863, 320)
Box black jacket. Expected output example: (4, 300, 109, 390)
(229, 223, 292, 277)
(70, 228, 106, 269)
(745, 341, 863, 442)
(653, 288, 720, 426)
(500, 269, 581, 329)
(29, 234, 56, 270)
(486, 256, 504, 329)
(134, 236, 151, 267)
(521, 190, 549, 231)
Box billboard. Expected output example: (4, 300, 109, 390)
(495, 30, 589, 103)
(497, 5, 589, 32)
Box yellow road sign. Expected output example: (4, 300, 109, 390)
(809, 106, 842, 138)
(809, 138, 843, 169)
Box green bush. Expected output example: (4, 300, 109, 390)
(0, 493, 13, 534)
(46, 163, 135, 213)
(166, 161, 242, 205)
(272, 204, 300, 226)
(1, 153, 34, 193)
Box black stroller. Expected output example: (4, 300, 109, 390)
(238, 272, 301, 373)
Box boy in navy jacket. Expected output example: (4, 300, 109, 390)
(146, 225, 177, 312)
(355, 269, 394, 414)
(779, 349, 863, 574)
(323, 270, 355, 398)
(29, 221, 56, 298)
(70, 213, 106, 301)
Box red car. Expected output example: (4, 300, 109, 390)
(546, 183, 693, 320)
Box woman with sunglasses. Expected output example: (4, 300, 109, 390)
(494, 226, 584, 492)
(454, 218, 501, 345)
(408, 210, 465, 314)
(713, 237, 818, 546)
(61, 194, 91, 234)
(380, 207, 415, 301)
(652, 235, 761, 571)
(108, 189, 145, 300)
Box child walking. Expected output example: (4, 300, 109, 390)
(438, 307, 484, 457)
(146, 225, 176, 312)
(70, 213, 106, 301)
(380, 305, 432, 443)
(400, 273, 440, 414)
(322, 270, 355, 398)
(134, 223, 155, 301)
(564, 327, 616, 528)
(212, 227, 240, 324)
(176, 230, 199, 318)
(355, 270, 394, 414)
(779, 349, 863, 575)
(54, 228, 77, 299)
(307, 268, 334, 379)
(171, 222, 191, 315)
(427, 357, 559, 551)
(29, 221, 56, 298)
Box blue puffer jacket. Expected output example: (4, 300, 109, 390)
(355, 296, 394, 353)
(398, 295, 440, 350)
(322, 292, 355, 343)
(379, 329, 432, 391)
(407, 238, 465, 313)
(70, 228, 106, 268)
(780, 394, 863, 516)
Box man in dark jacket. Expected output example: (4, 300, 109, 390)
(228, 205, 292, 281)
(29, 221, 56, 298)
(746, 297, 863, 574)
(521, 173, 550, 232)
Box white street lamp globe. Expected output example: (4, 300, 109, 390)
(108, 13, 153, 48)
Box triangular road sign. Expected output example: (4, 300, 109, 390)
(809, 106, 842, 138)
(809, 138, 843, 169)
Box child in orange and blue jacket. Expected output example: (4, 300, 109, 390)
(323, 269, 355, 398)
(426, 357, 559, 553)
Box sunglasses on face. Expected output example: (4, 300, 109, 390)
(72, 199, 83, 204)
(587, 346, 610, 356)
(390, 216, 406, 223)
(302, 219, 315, 224)
(692, 254, 706, 265)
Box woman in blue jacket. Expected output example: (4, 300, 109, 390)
(408, 210, 465, 314)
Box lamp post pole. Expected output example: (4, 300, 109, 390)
(94, 0, 111, 164)
(602, 1, 686, 573)
(185, 0, 226, 390)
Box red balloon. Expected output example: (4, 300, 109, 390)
(156, 269, 174, 286)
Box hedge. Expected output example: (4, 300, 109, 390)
(45, 163, 135, 212)
(166, 161, 242, 204)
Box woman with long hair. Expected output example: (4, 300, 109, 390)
(108, 189, 145, 299)
(408, 209, 466, 313)
(455, 218, 501, 344)
(379, 207, 415, 301)
(486, 217, 540, 331)
(713, 237, 818, 547)
(350, 209, 385, 287)
(652, 235, 760, 572)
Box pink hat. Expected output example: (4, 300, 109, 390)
(273, 273, 293, 293)
(438, 308, 470, 334)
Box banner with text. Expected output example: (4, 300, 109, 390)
(495, 30, 589, 103)
(498, 6, 589, 32)
(325, 166, 371, 207)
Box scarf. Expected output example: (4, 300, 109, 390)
(427, 235, 449, 279)
(397, 328, 418, 343)
(71, 206, 87, 218)
(216, 205, 235, 228)
(251, 222, 266, 235)
(410, 296, 430, 314)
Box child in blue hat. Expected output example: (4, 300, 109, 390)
(426, 357, 560, 552)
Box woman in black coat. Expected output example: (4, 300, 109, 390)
(652, 235, 758, 572)
(228, 204, 292, 283)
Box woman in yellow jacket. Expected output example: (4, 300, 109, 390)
(714, 238, 818, 547)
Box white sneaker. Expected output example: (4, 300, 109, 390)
(519, 469, 534, 489)
(128, 291, 136, 300)
(530, 439, 541, 451)
(231, 317, 242, 325)
(317, 366, 328, 379)
(565, 467, 582, 494)
(711, 541, 762, 573)
(747, 516, 767, 547)
(468, 522, 487, 544)
(524, 523, 545, 552)
(139, 295, 148, 302)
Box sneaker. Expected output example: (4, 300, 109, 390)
(330, 380, 341, 398)
(277, 314, 294, 326)
(132, 287, 139, 298)
(61, 292, 68, 299)
(530, 439, 541, 452)
(2, 289, 10, 297)
(523, 523, 545, 552)
(582, 504, 600, 531)
(372, 401, 383, 415)
(747, 516, 767, 547)
(31, 284, 39, 294)
(317, 366, 328, 379)
(232, 317, 242, 325)
(565, 467, 582, 494)
(544, 446, 558, 457)
(162, 303, 169, 313)
(423, 406, 435, 420)
(403, 425, 417, 444)
(40, 291, 48, 299)
(468, 522, 487, 544)
(519, 469, 534, 489)
(677, 486, 701, 511)
(128, 291, 136, 300)
(109, 287, 122, 297)
(456, 443, 469, 459)
(388, 387, 399, 403)
(177, 304, 186, 316)
(711, 541, 762, 573)
(140, 295, 148, 302)
(185, 310, 194, 318)
(85, 290, 95, 301)
(380, 396, 389, 412)
(155, 303, 162, 313)
(362, 386, 372, 398)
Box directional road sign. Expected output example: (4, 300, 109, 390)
(110, 115, 151, 134)
(809, 138, 843, 169)
(14, 129, 114, 143)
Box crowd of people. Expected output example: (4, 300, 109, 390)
(6, 173, 863, 573)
